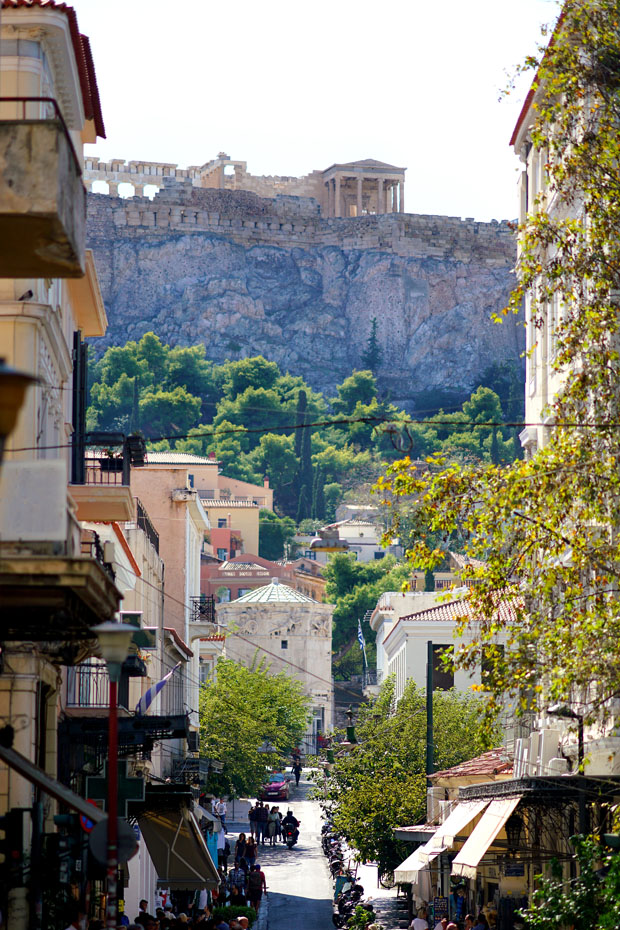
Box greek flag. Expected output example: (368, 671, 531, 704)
(357, 619, 365, 651)
(135, 662, 181, 715)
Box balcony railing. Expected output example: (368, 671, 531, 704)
(190, 595, 216, 625)
(81, 530, 115, 581)
(67, 660, 110, 708)
(136, 497, 160, 554)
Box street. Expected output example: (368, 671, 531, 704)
(231, 777, 334, 930)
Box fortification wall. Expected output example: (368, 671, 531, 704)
(86, 186, 520, 409)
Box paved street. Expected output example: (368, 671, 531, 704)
(229, 776, 334, 930)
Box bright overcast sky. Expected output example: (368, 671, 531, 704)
(75, 0, 560, 223)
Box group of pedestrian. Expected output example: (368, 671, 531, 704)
(248, 801, 285, 845)
(130, 898, 216, 929)
(214, 858, 267, 913)
(410, 910, 491, 930)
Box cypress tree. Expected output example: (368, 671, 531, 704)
(490, 426, 499, 464)
(424, 568, 435, 592)
(312, 466, 325, 521)
(297, 484, 309, 525)
(361, 317, 383, 371)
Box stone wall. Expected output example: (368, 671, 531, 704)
(86, 185, 521, 409)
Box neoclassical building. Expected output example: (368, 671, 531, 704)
(83, 152, 405, 217)
(216, 579, 334, 751)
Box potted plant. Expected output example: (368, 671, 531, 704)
(98, 448, 124, 472)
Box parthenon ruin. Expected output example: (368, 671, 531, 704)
(83, 153, 406, 217)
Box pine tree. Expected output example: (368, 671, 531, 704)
(312, 466, 325, 521)
(361, 318, 383, 371)
(297, 485, 309, 525)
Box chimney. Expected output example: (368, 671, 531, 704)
(264, 477, 269, 488)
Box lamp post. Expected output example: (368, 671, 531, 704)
(92, 621, 135, 930)
(0, 359, 38, 465)
(548, 703, 586, 834)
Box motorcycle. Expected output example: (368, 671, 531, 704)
(284, 824, 299, 848)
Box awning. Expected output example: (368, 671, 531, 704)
(451, 795, 522, 879)
(419, 799, 489, 862)
(394, 847, 432, 884)
(138, 807, 219, 890)
(195, 803, 222, 832)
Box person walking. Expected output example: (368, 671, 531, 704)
(267, 807, 279, 846)
(234, 832, 247, 864)
(292, 760, 302, 787)
(244, 835, 258, 866)
(256, 801, 269, 845)
(248, 802, 257, 840)
(410, 907, 429, 930)
(247, 863, 267, 912)
(228, 862, 247, 904)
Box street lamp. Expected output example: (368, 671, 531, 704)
(92, 620, 135, 930)
(0, 359, 38, 465)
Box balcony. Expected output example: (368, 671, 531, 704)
(69, 432, 146, 523)
(0, 99, 86, 277)
(188, 595, 223, 644)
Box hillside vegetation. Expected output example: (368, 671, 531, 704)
(88, 332, 523, 522)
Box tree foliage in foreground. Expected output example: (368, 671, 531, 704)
(376, 0, 620, 727)
(199, 658, 309, 797)
(317, 678, 498, 871)
(524, 837, 620, 930)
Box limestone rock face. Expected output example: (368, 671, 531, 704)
(86, 191, 522, 409)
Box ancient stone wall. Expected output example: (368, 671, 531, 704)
(86, 185, 521, 410)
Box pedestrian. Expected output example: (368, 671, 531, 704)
(228, 886, 245, 909)
(216, 797, 227, 828)
(472, 915, 489, 930)
(256, 801, 269, 845)
(274, 806, 283, 842)
(292, 760, 302, 786)
(218, 833, 230, 873)
(434, 919, 448, 930)
(234, 832, 247, 863)
(267, 807, 279, 846)
(410, 907, 429, 930)
(464, 917, 475, 930)
(247, 862, 267, 912)
(248, 802, 257, 840)
(446, 924, 458, 930)
(228, 861, 247, 903)
(245, 835, 258, 865)
(135, 900, 157, 928)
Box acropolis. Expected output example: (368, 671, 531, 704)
(84, 153, 406, 217)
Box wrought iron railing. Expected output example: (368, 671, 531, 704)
(66, 661, 109, 708)
(190, 595, 215, 625)
(136, 497, 159, 553)
(81, 530, 115, 581)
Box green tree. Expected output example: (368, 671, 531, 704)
(139, 386, 202, 438)
(376, 0, 620, 726)
(223, 356, 280, 399)
(136, 332, 168, 384)
(332, 370, 377, 416)
(361, 318, 383, 372)
(258, 508, 296, 561)
(317, 677, 498, 871)
(199, 658, 309, 797)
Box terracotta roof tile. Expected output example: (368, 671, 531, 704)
(430, 748, 513, 781)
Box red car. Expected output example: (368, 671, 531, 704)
(260, 772, 290, 801)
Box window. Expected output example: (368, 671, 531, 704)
(432, 645, 454, 691)
(281, 640, 288, 650)
(237, 588, 252, 597)
(188, 473, 194, 488)
(218, 518, 227, 528)
(304, 550, 316, 560)
(217, 548, 228, 561)
(374, 551, 385, 560)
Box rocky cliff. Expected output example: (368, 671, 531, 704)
(86, 184, 522, 410)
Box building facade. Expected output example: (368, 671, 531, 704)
(216, 580, 334, 751)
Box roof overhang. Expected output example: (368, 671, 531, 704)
(451, 796, 522, 879)
(68, 250, 107, 337)
(138, 807, 219, 890)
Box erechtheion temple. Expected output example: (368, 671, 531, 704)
(84, 153, 405, 217)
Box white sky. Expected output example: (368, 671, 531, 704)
(75, 0, 560, 222)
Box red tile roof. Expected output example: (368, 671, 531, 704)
(431, 748, 513, 781)
(1, 0, 105, 138)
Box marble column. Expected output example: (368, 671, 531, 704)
(399, 179, 405, 213)
(107, 181, 119, 197)
(133, 184, 144, 197)
(334, 175, 341, 218)
(392, 184, 398, 213)
(357, 177, 363, 217)
(377, 178, 384, 215)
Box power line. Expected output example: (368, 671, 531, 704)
(9, 414, 620, 455)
